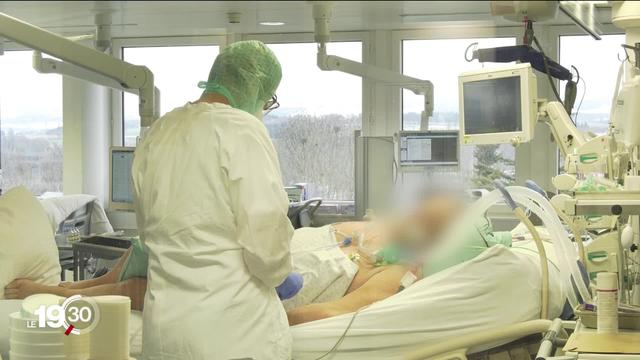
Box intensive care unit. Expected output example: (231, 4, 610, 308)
(1, 1, 640, 359)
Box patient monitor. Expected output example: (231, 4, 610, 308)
(109, 147, 135, 211)
(398, 131, 458, 167)
(459, 63, 538, 146)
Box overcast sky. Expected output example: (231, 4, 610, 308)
(0, 35, 627, 131)
(122, 42, 362, 122)
(0, 51, 62, 129)
(559, 34, 625, 115)
(403, 37, 516, 114)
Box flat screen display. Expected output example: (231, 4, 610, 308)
(463, 76, 522, 135)
(111, 150, 134, 203)
(400, 132, 457, 165)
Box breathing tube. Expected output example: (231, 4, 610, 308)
(426, 185, 592, 316)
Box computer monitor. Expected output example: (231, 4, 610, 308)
(458, 63, 538, 145)
(109, 147, 135, 211)
(398, 130, 459, 166)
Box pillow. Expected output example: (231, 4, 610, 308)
(0, 187, 61, 299)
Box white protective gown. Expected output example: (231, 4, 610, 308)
(132, 102, 294, 359)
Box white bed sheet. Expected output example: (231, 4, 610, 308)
(1, 241, 563, 360)
(290, 241, 565, 359)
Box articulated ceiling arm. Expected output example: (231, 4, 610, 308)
(32, 51, 162, 120)
(312, 1, 434, 127)
(538, 100, 586, 157)
(316, 45, 434, 119)
(0, 12, 157, 127)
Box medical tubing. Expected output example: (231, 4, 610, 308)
(510, 188, 590, 306)
(494, 180, 517, 210)
(514, 206, 549, 319)
(501, 181, 549, 317)
(525, 180, 547, 199)
(509, 188, 591, 306)
(609, 60, 625, 126)
(553, 203, 586, 265)
(526, 180, 586, 264)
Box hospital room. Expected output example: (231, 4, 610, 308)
(1, 0, 640, 359)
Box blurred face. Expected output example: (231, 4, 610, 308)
(393, 194, 463, 251)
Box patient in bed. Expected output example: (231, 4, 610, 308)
(4, 193, 465, 324)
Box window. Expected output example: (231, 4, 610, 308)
(402, 37, 517, 188)
(559, 34, 625, 135)
(122, 45, 219, 146)
(0, 51, 63, 195)
(263, 42, 362, 209)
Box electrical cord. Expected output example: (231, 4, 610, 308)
(532, 36, 565, 109)
(574, 76, 586, 124)
(464, 42, 478, 62)
(314, 305, 370, 360)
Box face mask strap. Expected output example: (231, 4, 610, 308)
(198, 81, 238, 108)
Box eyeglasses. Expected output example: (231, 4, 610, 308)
(263, 94, 280, 115)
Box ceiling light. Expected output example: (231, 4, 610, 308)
(259, 21, 285, 26)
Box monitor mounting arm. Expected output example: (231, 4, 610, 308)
(538, 100, 586, 157)
(0, 12, 157, 128)
(312, 2, 434, 128)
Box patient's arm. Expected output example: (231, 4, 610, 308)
(287, 265, 407, 325)
(4, 277, 147, 311)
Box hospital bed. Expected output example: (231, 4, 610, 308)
(1, 187, 567, 359)
(0, 238, 564, 359)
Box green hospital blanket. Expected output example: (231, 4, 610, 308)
(118, 237, 149, 281)
(423, 217, 512, 276)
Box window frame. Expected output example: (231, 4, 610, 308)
(243, 30, 369, 118)
(110, 35, 227, 147)
(391, 26, 523, 131)
(243, 32, 367, 214)
(390, 26, 523, 189)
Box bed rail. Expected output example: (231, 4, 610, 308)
(405, 319, 556, 360)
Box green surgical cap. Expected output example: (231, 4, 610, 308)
(198, 40, 282, 115)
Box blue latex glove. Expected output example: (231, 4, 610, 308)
(276, 272, 304, 300)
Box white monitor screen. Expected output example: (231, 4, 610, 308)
(399, 131, 458, 165)
(463, 76, 522, 135)
(406, 137, 432, 162)
(111, 150, 134, 204)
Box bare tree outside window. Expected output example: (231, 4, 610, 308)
(121, 42, 362, 213)
(0, 51, 63, 195)
(263, 42, 362, 209)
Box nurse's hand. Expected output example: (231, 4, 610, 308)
(276, 273, 304, 300)
(4, 279, 60, 299)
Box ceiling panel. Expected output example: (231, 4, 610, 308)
(0, 1, 614, 39)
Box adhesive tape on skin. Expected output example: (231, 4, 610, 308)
(400, 271, 417, 289)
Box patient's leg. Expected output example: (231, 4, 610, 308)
(4, 277, 147, 311)
(61, 248, 133, 289)
(70, 278, 147, 311)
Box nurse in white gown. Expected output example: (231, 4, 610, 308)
(132, 40, 294, 359)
